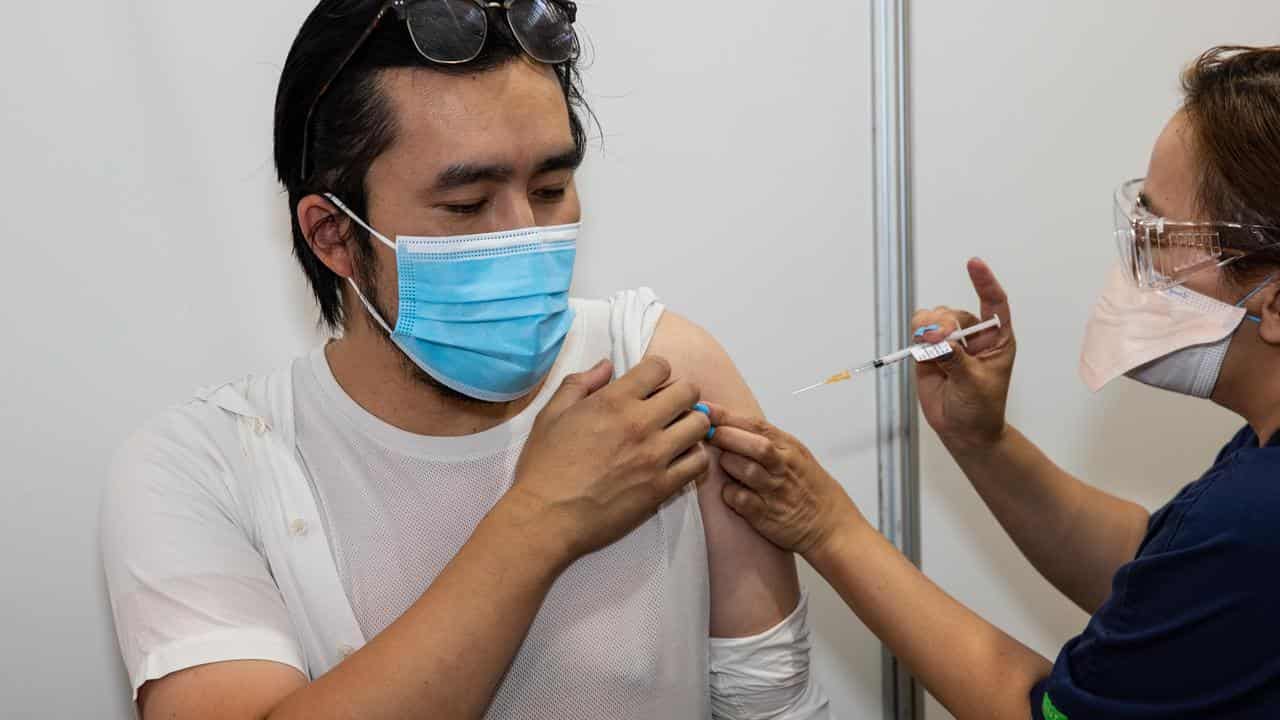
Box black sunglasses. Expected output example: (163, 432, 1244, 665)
(299, 0, 580, 182)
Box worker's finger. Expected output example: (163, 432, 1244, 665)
(721, 481, 769, 525)
(919, 309, 980, 343)
(719, 452, 783, 493)
(928, 309, 990, 353)
(959, 313, 1007, 356)
(914, 307, 963, 347)
(969, 258, 1013, 340)
(910, 313, 952, 387)
(915, 355, 949, 386)
(928, 338, 982, 381)
(661, 444, 713, 496)
(910, 308, 963, 341)
(701, 403, 778, 441)
(709, 425, 787, 475)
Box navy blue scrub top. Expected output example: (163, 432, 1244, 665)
(1031, 425, 1280, 719)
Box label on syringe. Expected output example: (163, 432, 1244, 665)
(910, 342, 954, 362)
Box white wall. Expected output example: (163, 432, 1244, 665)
(0, 2, 883, 718)
(2, 4, 321, 719)
(910, 2, 1280, 717)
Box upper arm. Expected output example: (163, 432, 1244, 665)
(103, 412, 308, 714)
(645, 312, 801, 638)
(139, 660, 306, 720)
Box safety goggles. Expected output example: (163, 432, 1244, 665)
(1114, 178, 1280, 290)
(300, 0, 580, 182)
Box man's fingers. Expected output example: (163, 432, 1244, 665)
(705, 424, 787, 475)
(660, 410, 712, 463)
(646, 379, 702, 429)
(969, 258, 1013, 338)
(611, 355, 674, 400)
(542, 359, 613, 419)
(719, 452, 781, 492)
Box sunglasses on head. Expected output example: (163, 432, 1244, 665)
(300, 0, 580, 182)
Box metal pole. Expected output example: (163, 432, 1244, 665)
(871, 0, 923, 718)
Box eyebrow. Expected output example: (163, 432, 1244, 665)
(431, 147, 584, 193)
(535, 147, 585, 176)
(435, 163, 515, 192)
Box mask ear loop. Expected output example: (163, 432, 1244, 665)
(324, 193, 397, 250)
(323, 193, 397, 334)
(1237, 272, 1278, 324)
(347, 278, 395, 334)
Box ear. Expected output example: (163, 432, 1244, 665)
(297, 194, 355, 280)
(1256, 282, 1280, 346)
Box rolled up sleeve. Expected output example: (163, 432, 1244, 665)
(101, 410, 306, 699)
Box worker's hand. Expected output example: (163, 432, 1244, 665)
(911, 258, 1016, 453)
(703, 404, 864, 557)
(506, 356, 712, 564)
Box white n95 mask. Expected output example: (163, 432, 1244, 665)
(1079, 264, 1271, 398)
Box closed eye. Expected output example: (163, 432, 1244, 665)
(534, 186, 568, 202)
(442, 200, 487, 215)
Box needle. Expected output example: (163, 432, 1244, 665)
(791, 316, 1002, 396)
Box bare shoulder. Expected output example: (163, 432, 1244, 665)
(645, 312, 755, 410)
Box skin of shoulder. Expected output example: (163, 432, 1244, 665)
(645, 311, 802, 637)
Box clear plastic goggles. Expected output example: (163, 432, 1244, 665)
(1114, 178, 1280, 290)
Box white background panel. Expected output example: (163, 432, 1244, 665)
(0, 2, 882, 717)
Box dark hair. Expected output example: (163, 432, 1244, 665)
(274, 0, 590, 330)
(1181, 46, 1280, 284)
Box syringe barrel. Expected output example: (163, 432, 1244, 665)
(949, 316, 1001, 341)
(880, 347, 915, 365)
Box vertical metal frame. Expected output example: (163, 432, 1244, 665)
(871, 0, 923, 718)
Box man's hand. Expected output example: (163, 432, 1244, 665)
(507, 356, 712, 562)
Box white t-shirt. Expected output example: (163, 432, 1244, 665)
(291, 291, 708, 718)
(101, 290, 711, 717)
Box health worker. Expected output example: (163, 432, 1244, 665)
(705, 44, 1280, 720)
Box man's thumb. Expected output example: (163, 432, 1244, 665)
(543, 359, 613, 418)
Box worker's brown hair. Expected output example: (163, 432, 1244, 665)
(1181, 46, 1280, 283)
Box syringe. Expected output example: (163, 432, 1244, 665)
(793, 316, 1002, 395)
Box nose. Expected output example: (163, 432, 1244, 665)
(496, 191, 537, 230)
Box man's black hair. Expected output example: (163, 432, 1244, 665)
(274, 0, 589, 330)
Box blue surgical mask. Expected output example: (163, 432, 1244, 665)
(327, 194, 578, 402)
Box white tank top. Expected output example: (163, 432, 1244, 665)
(291, 290, 711, 719)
